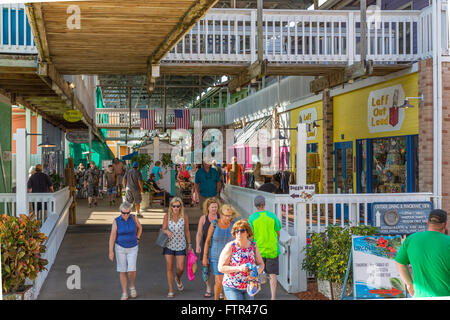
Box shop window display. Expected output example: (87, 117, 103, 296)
(372, 137, 407, 193)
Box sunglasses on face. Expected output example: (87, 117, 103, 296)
(235, 229, 247, 234)
(121, 211, 130, 215)
(172, 205, 181, 208)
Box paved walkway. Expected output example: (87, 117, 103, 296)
(38, 198, 297, 300)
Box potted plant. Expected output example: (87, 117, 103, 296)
(302, 224, 378, 300)
(49, 171, 62, 191)
(1, 214, 48, 300)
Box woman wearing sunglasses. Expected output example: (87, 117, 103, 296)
(162, 197, 192, 298)
(108, 201, 143, 300)
(202, 204, 239, 300)
(218, 219, 264, 300)
(195, 197, 221, 298)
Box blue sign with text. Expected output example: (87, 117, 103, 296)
(371, 202, 432, 235)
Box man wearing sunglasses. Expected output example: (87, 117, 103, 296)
(248, 195, 282, 300)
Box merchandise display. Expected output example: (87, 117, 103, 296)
(372, 137, 407, 193)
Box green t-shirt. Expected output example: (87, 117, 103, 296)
(395, 231, 450, 297)
(248, 211, 282, 259)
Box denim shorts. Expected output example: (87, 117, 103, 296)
(162, 247, 186, 256)
(107, 186, 117, 195)
(223, 286, 254, 300)
(210, 259, 223, 276)
(115, 244, 138, 273)
(87, 184, 99, 197)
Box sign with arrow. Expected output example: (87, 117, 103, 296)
(289, 184, 315, 201)
(371, 202, 432, 235)
(352, 235, 407, 299)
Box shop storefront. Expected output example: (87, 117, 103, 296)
(290, 101, 323, 193)
(333, 73, 419, 195)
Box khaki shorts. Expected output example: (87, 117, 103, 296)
(125, 189, 142, 204)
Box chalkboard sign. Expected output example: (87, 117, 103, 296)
(371, 202, 432, 235)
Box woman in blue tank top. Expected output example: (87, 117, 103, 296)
(203, 204, 239, 300)
(108, 201, 142, 300)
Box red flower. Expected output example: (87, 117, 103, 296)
(306, 238, 311, 245)
(378, 237, 388, 248)
(388, 246, 396, 253)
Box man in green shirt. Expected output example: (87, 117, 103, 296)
(248, 195, 282, 300)
(395, 209, 450, 298)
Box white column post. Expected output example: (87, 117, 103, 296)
(15, 128, 28, 215)
(26, 109, 31, 169)
(153, 136, 160, 163)
(294, 123, 307, 292)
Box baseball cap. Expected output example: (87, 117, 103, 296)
(428, 209, 448, 224)
(254, 195, 266, 207)
(132, 161, 139, 168)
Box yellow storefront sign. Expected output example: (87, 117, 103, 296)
(63, 110, 83, 123)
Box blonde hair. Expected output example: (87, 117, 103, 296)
(231, 219, 253, 239)
(221, 204, 239, 220)
(203, 197, 221, 216)
(168, 197, 184, 221)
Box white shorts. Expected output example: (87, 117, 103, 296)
(115, 244, 138, 273)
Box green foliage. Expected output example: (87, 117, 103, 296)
(131, 154, 153, 171)
(160, 153, 173, 169)
(0, 214, 48, 294)
(49, 171, 62, 191)
(302, 225, 378, 284)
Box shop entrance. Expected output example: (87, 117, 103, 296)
(335, 142, 354, 220)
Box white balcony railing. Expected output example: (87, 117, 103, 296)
(1, 4, 446, 65)
(0, 3, 37, 54)
(164, 7, 447, 65)
(96, 107, 225, 129)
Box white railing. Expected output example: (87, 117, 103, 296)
(0, 187, 72, 299)
(225, 76, 314, 124)
(1, 4, 447, 65)
(0, 3, 37, 54)
(163, 7, 443, 64)
(96, 107, 226, 129)
(222, 184, 435, 293)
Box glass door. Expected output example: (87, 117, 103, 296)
(334, 142, 353, 194)
(334, 142, 354, 222)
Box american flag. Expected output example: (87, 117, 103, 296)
(174, 109, 190, 130)
(140, 109, 155, 130)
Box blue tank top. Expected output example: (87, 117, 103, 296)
(115, 215, 138, 248)
(210, 219, 235, 261)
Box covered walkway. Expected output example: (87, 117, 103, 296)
(37, 199, 297, 300)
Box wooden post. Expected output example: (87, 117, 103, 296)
(65, 157, 77, 225)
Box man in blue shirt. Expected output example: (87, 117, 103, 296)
(195, 161, 221, 208)
(151, 161, 163, 186)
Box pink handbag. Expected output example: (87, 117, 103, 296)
(187, 249, 198, 281)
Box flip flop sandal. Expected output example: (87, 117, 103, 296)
(130, 287, 137, 298)
(204, 291, 212, 298)
(176, 279, 184, 291)
(167, 292, 175, 298)
(121, 293, 128, 300)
